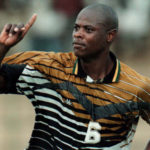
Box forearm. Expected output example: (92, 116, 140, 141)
(0, 43, 9, 65)
(0, 14, 36, 93)
(0, 43, 10, 91)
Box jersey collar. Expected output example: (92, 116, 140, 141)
(72, 52, 121, 83)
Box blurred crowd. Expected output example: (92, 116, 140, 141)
(0, 0, 150, 58)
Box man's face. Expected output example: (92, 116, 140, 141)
(72, 9, 108, 59)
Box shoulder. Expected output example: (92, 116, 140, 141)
(3, 51, 77, 67)
(120, 61, 150, 82)
(49, 51, 76, 63)
(2, 51, 47, 64)
(120, 61, 150, 97)
(45, 51, 77, 67)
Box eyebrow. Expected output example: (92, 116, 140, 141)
(74, 23, 97, 27)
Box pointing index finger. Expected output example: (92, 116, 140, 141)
(23, 13, 37, 36)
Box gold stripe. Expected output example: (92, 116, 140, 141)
(112, 59, 119, 82)
(74, 61, 78, 75)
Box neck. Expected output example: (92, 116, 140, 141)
(80, 51, 113, 80)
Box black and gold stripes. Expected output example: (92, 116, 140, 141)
(2, 51, 150, 149)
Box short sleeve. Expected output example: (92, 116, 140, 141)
(0, 63, 26, 94)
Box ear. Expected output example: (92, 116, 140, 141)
(107, 29, 117, 43)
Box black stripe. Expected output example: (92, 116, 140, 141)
(57, 82, 139, 120)
(5, 52, 25, 63)
(36, 107, 88, 130)
(20, 53, 42, 63)
(100, 122, 123, 128)
(22, 72, 47, 80)
(34, 63, 69, 74)
(29, 137, 53, 150)
(27, 146, 46, 150)
(34, 90, 89, 115)
(37, 58, 73, 68)
(34, 113, 85, 148)
(31, 81, 140, 120)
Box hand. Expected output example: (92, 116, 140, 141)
(0, 14, 37, 49)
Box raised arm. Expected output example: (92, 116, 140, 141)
(0, 14, 37, 63)
(0, 14, 37, 90)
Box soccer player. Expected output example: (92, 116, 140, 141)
(0, 3, 150, 150)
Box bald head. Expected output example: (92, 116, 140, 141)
(78, 3, 118, 31)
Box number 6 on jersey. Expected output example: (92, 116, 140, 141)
(84, 121, 101, 144)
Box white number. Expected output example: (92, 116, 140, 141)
(84, 121, 101, 144)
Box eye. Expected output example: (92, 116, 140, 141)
(73, 25, 79, 32)
(85, 26, 94, 33)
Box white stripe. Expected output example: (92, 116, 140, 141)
(120, 80, 150, 97)
(30, 137, 53, 148)
(122, 71, 150, 87)
(35, 88, 63, 102)
(104, 83, 144, 102)
(35, 117, 86, 146)
(35, 94, 73, 114)
(19, 75, 49, 84)
(21, 65, 50, 83)
(17, 82, 33, 88)
(16, 85, 33, 95)
(104, 90, 128, 102)
(24, 65, 46, 77)
(16, 84, 37, 102)
(37, 106, 86, 135)
(55, 136, 78, 149)
(25, 145, 46, 150)
(34, 118, 135, 150)
(34, 128, 52, 137)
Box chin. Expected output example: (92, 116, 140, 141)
(74, 53, 88, 60)
(74, 48, 85, 57)
(74, 51, 83, 58)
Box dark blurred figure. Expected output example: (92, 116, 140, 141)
(53, 0, 84, 17)
(0, 0, 7, 9)
(53, 0, 84, 51)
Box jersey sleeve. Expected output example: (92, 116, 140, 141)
(0, 63, 26, 94)
(2, 51, 48, 65)
(2, 51, 62, 77)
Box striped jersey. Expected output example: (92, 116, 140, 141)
(1, 51, 150, 150)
